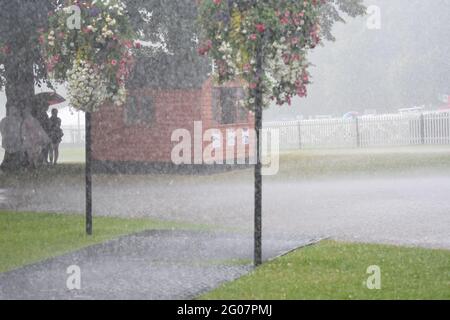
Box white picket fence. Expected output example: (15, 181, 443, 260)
(61, 125, 85, 145)
(264, 111, 450, 150)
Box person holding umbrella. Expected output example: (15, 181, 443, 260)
(48, 108, 64, 165)
(34, 92, 65, 165)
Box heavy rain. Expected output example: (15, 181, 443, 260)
(0, 0, 449, 303)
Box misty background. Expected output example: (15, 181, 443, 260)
(266, 0, 450, 120)
(1, 0, 449, 123)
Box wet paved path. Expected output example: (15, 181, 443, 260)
(0, 230, 316, 300)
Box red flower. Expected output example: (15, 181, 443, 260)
(198, 47, 207, 55)
(255, 24, 266, 33)
(197, 40, 212, 56)
(1, 45, 11, 55)
(123, 40, 133, 49)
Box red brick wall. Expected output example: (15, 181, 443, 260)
(201, 79, 256, 162)
(92, 78, 255, 164)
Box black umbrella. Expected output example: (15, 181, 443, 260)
(34, 92, 66, 110)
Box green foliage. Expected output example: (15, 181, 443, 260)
(0, 0, 54, 91)
(320, 0, 366, 41)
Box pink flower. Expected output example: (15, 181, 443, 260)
(213, 0, 221, 5)
(111, 59, 118, 66)
(255, 24, 266, 33)
(249, 34, 257, 41)
(123, 40, 133, 49)
(197, 39, 212, 55)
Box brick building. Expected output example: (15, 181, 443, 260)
(91, 55, 255, 173)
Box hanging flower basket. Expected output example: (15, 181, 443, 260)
(198, 0, 323, 108)
(41, 0, 138, 112)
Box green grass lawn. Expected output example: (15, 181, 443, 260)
(202, 241, 450, 300)
(0, 146, 85, 165)
(275, 146, 450, 179)
(0, 211, 201, 273)
(2, 146, 449, 184)
(58, 146, 85, 163)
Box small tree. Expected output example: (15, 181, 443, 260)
(42, 0, 138, 234)
(0, 1, 53, 169)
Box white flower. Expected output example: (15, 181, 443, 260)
(67, 60, 110, 112)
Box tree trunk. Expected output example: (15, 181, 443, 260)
(1, 46, 36, 171)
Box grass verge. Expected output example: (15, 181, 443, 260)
(276, 146, 450, 179)
(0, 211, 201, 273)
(202, 241, 450, 300)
